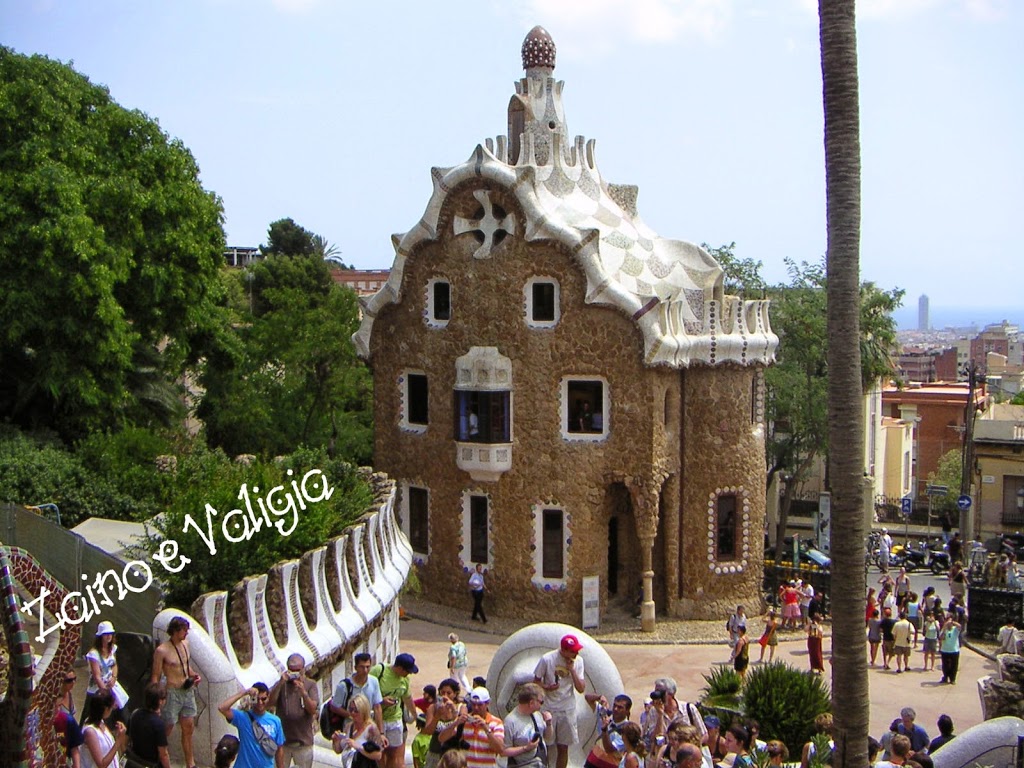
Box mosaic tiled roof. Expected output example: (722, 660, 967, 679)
(353, 29, 777, 369)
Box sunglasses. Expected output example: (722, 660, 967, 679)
(64, 677, 77, 683)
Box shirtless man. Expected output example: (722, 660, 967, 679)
(151, 616, 201, 768)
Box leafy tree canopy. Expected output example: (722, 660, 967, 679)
(927, 448, 963, 515)
(704, 242, 768, 297)
(704, 245, 903, 548)
(261, 217, 316, 258)
(200, 231, 373, 463)
(0, 48, 225, 439)
(140, 446, 371, 609)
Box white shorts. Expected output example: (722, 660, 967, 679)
(384, 720, 404, 750)
(545, 710, 578, 747)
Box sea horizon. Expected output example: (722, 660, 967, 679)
(894, 305, 1023, 332)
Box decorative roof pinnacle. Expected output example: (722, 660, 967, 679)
(522, 25, 556, 71)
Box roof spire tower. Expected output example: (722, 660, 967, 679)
(509, 26, 567, 166)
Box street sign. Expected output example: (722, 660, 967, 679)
(957, 494, 973, 512)
(927, 485, 949, 496)
(901, 497, 913, 516)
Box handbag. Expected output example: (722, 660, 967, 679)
(124, 752, 158, 768)
(353, 741, 381, 768)
(250, 713, 279, 758)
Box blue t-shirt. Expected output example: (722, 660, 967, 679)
(231, 708, 284, 768)
(940, 626, 961, 654)
(335, 674, 383, 709)
(898, 723, 929, 753)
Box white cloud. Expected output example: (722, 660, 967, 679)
(520, 0, 734, 56)
(961, 0, 1009, 21)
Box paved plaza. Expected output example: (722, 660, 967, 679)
(398, 612, 995, 744)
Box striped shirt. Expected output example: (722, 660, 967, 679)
(464, 712, 504, 768)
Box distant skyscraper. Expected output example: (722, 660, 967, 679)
(918, 294, 930, 331)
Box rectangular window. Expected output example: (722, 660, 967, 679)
(567, 380, 605, 434)
(433, 281, 451, 321)
(408, 374, 429, 425)
(1003, 475, 1024, 526)
(408, 487, 429, 555)
(470, 495, 488, 564)
(716, 494, 737, 560)
(542, 509, 564, 578)
(532, 282, 556, 322)
(454, 391, 511, 443)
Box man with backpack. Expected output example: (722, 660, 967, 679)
(328, 653, 385, 737)
(376, 654, 418, 768)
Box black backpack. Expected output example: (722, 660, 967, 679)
(318, 678, 353, 739)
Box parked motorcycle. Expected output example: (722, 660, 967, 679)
(929, 546, 951, 574)
(901, 544, 928, 572)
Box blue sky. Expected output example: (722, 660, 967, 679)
(4, 0, 1021, 315)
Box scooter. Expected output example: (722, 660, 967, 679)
(901, 544, 928, 572)
(929, 546, 951, 574)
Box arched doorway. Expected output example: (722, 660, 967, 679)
(603, 482, 642, 612)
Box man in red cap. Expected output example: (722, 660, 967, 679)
(533, 634, 586, 768)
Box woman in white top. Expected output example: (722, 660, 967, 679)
(334, 694, 383, 768)
(80, 691, 127, 768)
(86, 621, 120, 720)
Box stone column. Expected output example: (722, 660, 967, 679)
(640, 532, 656, 632)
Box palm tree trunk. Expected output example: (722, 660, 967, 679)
(819, 2, 869, 767)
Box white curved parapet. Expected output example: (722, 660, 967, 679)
(164, 481, 411, 768)
(485, 622, 625, 768)
(930, 715, 1024, 768)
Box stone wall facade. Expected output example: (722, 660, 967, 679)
(369, 184, 768, 622)
(357, 28, 776, 627)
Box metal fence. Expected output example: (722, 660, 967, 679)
(873, 493, 956, 530)
(1, 503, 163, 658)
(966, 585, 1024, 640)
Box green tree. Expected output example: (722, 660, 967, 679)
(0, 428, 140, 526)
(139, 446, 372, 608)
(927, 449, 962, 518)
(1010, 391, 1024, 406)
(819, 0, 869, 765)
(312, 233, 350, 267)
(763, 259, 901, 554)
(261, 217, 316, 258)
(0, 48, 225, 439)
(703, 242, 767, 297)
(199, 251, 373, 463)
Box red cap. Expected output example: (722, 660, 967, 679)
(561, 634, 583, 654)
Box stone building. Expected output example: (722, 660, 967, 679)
(353, 27, 777, 629)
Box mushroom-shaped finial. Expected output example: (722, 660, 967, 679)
(521, 26, 556, 70)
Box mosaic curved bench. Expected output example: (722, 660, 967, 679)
(0, 543, 83, 768)
(165, 476, 412, 767)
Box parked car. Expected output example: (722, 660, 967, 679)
(765, 539, 832, 570)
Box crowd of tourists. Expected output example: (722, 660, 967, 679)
(864, 567, 966, 683)
(49, 572, 981, 768)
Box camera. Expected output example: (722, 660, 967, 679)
(181, 677, 194, 691)
(649, 689, 664, 701)
(288, 672, 301, 681)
